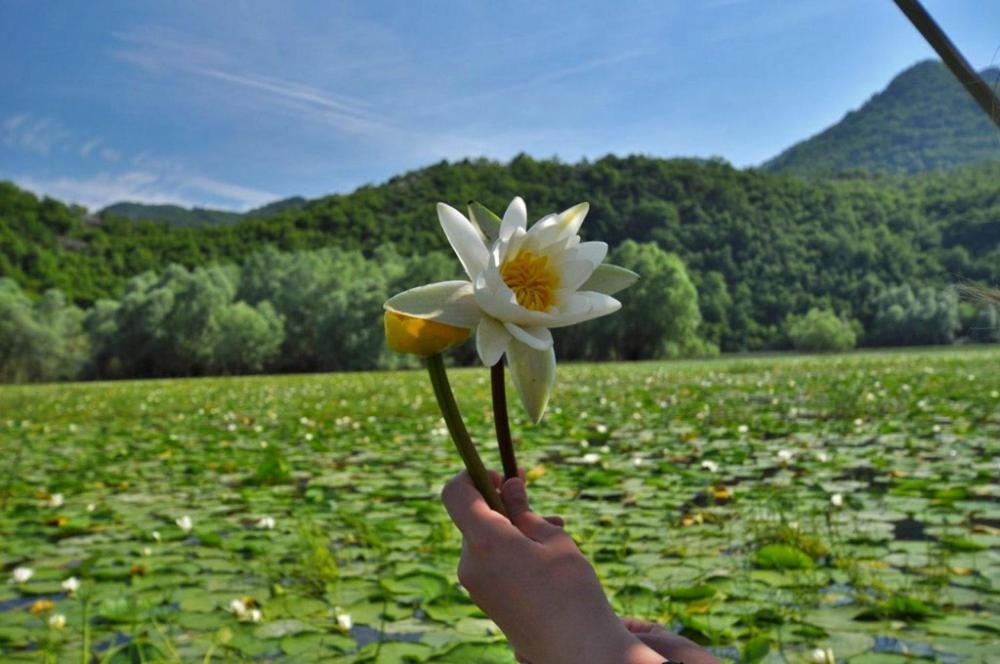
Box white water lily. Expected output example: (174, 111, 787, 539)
(385, 197, 637, 422)
(335, 607, 353, 631)
(61, 576, 80, 594)
(176, 515, 193, 533)
(48, 613, 66, 629)
(11, 567, 33, 584)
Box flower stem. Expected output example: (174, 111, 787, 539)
(426, 354, 506, 515)
(490, 361, 518, 481)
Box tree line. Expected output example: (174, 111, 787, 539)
(1, 240, 995, 383)
(1, 154, 998, 371)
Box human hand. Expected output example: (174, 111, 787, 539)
(623, 618, 720, 664)
(440, 470, 665, 664)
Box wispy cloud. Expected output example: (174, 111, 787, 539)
(13, 169, 277, 212)
(111, 26, 386, 135)
(2, 113, 72, 155)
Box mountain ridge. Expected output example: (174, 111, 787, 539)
(763, 59, 1000, 175)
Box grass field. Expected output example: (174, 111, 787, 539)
(1, 347, 998, 663)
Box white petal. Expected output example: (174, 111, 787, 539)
(507, 339, 556, 424)
(557, 259, 598, 293)
(384, 281, 481, 328)
(527, 203, 589, 252)
(476, 316, 510, 367)
(548, 291, 621, 328)
(502, 322, 552, 351)
(437, 203, 489, 280)
(557, 202, 589, 238)
(569, 241, 607, 269)
(500, 197, 527, 242)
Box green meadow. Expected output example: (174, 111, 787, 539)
(1, 347, 997, 663)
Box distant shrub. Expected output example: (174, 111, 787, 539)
(786, 308, 857, 352)
(867, 285, 959, 346)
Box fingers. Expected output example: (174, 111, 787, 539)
(544, 515, 565, 528)
(623, 617, 671, 635)
(500, 478, 564, 543)
(441, 471, 516, 542)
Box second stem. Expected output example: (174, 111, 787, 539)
(491, 360, 519, 481)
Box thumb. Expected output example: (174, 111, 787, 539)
(500, 478, 562, 542)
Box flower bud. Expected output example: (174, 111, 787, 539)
(383, 311, 470, 356)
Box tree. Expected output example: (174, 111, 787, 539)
(867, 285, 960, 346)
(592, 241, 711, 360)
(786, 308, 857, 352)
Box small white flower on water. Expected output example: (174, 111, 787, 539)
(227, 423, 237, 432)
(701, 460, 719, 473)
(61, 577, 80, 594)
(86, 503, 96, 513)
(932, 424, 941, 433)
(991, 390, 999, 399)
(595, 424, 608, 434)
(48, 613, 66, 629)
(816, 451, 829, 462)
(582, 452, 601, 465)
(599, 445, 610, 454)
(865, 392, 875, 402)
(253, 424, 263, 433)
(812, 647, 835, 664)
(579, 439, 590, 448)
(336, 608, 353, 631)
(248, 608, 263, 623)
(853, 418, 863, 428)
(47, 493, 64, 508)
(229, 598, 247, 615)
(176, 515, 193, 533)
(777, 449, 794, 463)
(737, 424, 749, 434)
(11, 567, 33, 584)
(304, 432, 314, 441)
(143, 546, 153, 556)
(632, 457, 643, 467)
(152, 530, 161, 542)
(830, 493, 843, 507)
(257, 516, 276, 530)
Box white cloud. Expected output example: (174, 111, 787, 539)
(79, 138, 101, 157)
(2, 113, 72, 155)
(13, 169, 276, 212)
(111, 26, 385, 135)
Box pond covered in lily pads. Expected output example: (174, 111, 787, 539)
(0, 347, 997, 662)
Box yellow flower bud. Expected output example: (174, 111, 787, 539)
(383, 311, 470, 356)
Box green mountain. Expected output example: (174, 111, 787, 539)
(764, 60, 1000, 175)
(99, 196, 306, 227)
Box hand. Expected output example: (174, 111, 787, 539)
(624, 618, 720, 664)
(440, 470, 665, 664)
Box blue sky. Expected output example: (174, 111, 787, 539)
(1, 0, 998, 211)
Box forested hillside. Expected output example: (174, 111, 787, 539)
(764, 60, 1000, 175)
(2, 154, 999, 354)
(100, 196, 307, 227)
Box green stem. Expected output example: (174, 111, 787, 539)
(490, 361, 518, 481)
(426, 354, 506, 515)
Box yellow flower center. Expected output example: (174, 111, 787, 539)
(501, 251, 560, 312)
